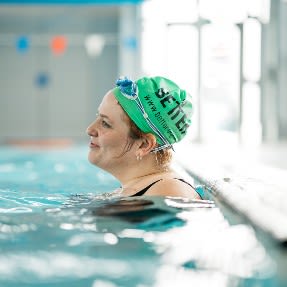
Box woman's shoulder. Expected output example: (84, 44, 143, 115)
(144, 177, 201, 199)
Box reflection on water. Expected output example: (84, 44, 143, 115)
(0, 147, 281, 287)
(0, 195, 277, 287)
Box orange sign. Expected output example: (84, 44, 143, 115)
(51, 36, 67, 55)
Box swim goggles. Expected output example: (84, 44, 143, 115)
(116, 77, 173, 152)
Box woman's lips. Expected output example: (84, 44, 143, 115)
(89, 142, 99, 148)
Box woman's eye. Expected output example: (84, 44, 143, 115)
(102, 120, 111, 128)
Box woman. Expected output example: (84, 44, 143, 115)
(86, 76, 202, 199)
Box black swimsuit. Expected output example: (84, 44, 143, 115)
(131, 178, 200, 197)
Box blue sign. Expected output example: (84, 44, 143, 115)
(123, 36, 137, 50)
(35, 72, 50, 89)
(16, 36, 30, 53)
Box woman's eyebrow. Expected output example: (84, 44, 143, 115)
(98, 113, 113, 122)
(98, 113, 109, 119)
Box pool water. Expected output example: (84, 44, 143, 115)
(0, 145, 280, 287)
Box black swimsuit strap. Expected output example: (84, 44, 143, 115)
(175, 178, 203, 198)
(175, 178, 195, 189)
(131, 178, 202, 198)
(130, 178, 197, 197)
(131, 180, 162, 197)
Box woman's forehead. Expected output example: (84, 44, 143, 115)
(100, 91, 118, 109)
(99, 91, 125, 120)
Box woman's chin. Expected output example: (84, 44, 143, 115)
(88, 152, 98, 165)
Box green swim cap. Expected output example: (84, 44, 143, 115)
(113, 76, 193, 150)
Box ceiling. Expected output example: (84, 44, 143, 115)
(0, 5, 120, 32)
(0, 5, 119, 18)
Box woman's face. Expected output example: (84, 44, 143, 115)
(86, 90, 136, 171)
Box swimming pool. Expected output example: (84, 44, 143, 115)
(0, 145, 283, 287)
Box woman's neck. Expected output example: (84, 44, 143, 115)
(122, 169, 165, 188)
(118, 167, 171, 197)
(111, 157, 169, 187)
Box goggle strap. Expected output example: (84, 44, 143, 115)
(134, 99, 172, 148)
(151, 144, 174, 153)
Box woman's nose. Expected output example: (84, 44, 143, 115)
(86, 121, 98, 136)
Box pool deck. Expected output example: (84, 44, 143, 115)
(175, 141, 287, 244)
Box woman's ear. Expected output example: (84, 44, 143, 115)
(137, 133, 157, 155)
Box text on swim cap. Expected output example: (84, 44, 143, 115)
(155, 88, 189, 134)
(144, 95, 175, 140)
(143, 88, 190, 140)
